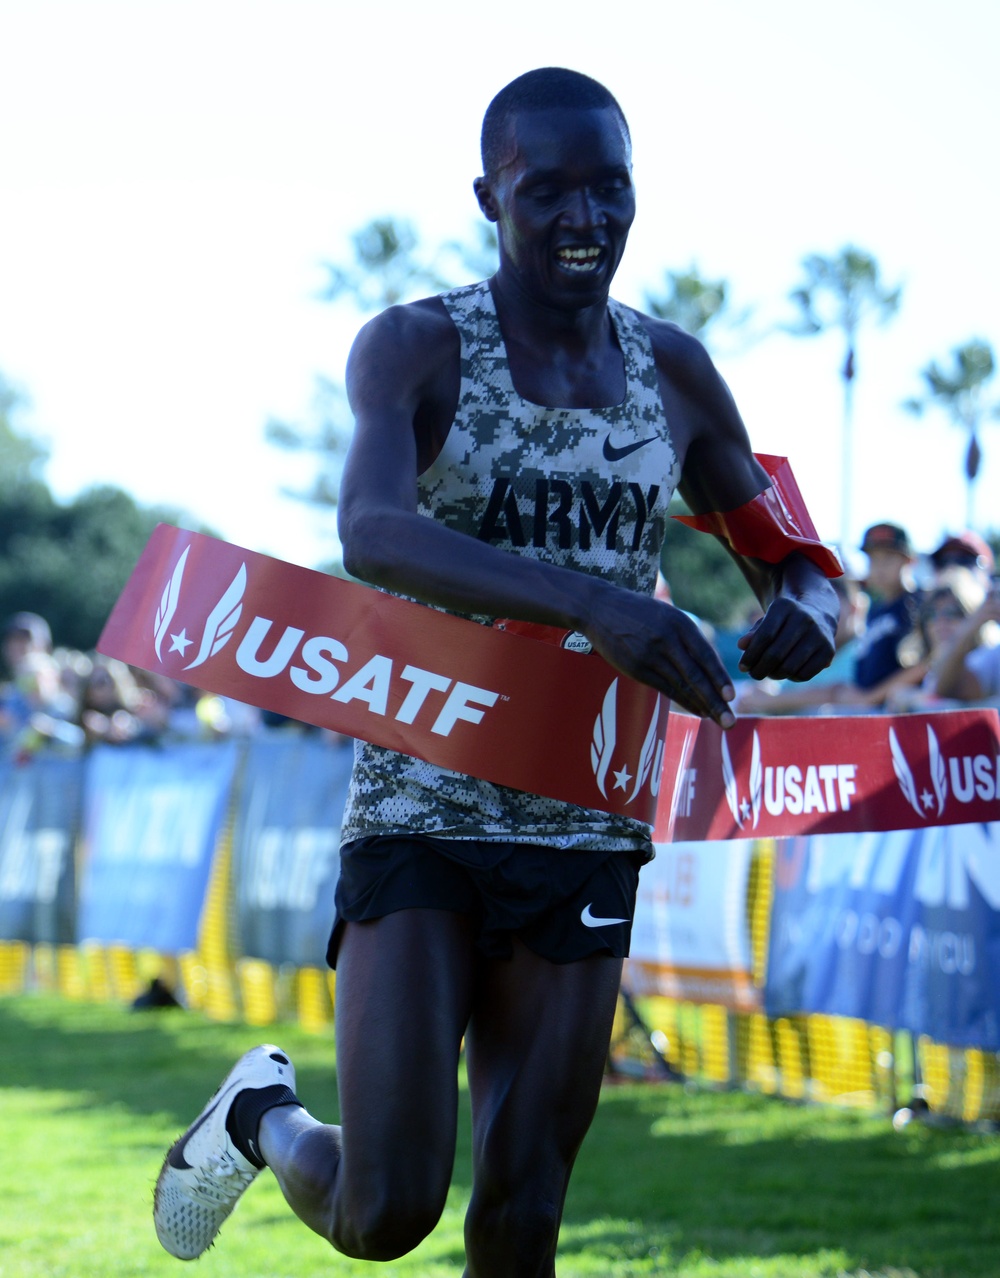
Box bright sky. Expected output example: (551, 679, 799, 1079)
(1, 0, 998, 579)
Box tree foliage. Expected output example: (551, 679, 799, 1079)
(904, 338, 1000, 526)
(271, 217, 454, 515)
(320, 218, 450, 310)
(0, 483, 205, 652)
(269, 218, 499, 518)
(786, 245, 901, 548)
(660, 503, 756, 628)
(643, 266, 753, 355)
(787, 246, 901, 363)
(264, 376, 351, 510)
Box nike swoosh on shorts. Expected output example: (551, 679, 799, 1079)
(581, 902, 629, 928)
(602, 434, 657, 462)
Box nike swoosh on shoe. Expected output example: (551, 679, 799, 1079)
(167, 1079, 244, 1171)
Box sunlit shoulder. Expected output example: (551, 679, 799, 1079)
(346, 296, 459, 397)
(635, 310, 722, 396)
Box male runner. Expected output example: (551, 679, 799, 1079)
(154, 68, 838, 1275)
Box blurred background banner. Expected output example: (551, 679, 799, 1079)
(231, 736, 351, 967)
(0, 755, 81, 945)
(78, 742, 239, 951)
(626, 839, 759, 1011)
(766, 824, 1000, 1048)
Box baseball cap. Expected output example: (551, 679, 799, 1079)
(929, 530, 995, 573)
(1, 611, 52, 651)
(860, 523, 913, 557)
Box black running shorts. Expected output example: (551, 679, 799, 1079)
(327, 834, 644, 967)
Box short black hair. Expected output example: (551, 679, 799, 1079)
(480, 67, 629, 179)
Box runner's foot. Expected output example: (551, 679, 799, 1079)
(153, 1044, 298, 1259)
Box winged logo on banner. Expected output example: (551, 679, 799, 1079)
(649, 738, 665, 798)
(720, 732, 744, 828)
(591, 678, 618, 798)
(627, 697, 662, 803)
(153, 546, 190, 660)
(927, 724, 948, 816)
(184, 565, 247, 670)
(888, 726, 924, 819)
(750, 730, 763, 828)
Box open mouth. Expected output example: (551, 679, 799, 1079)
(555, 245, 603, 274)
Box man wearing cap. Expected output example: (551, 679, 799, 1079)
(853, 522, 922, 691)
(930, 530, 996, 590)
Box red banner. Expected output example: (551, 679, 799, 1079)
(99, 526, 1000, 839)
(98, 526, 665, 823)
(654, 708, 1000, 841)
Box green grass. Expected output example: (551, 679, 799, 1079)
(3, 994, 999, 1277)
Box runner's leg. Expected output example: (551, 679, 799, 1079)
(259, 908, 477, 1260)
(462, 939, 623, 1278)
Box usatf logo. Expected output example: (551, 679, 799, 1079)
(150, 545, 501, 738)
(717, 731, 859, 826)
(889, 724, 1000, 815)
(590, 679, 663, 805)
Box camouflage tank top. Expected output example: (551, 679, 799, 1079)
(340, 280, 680, 852)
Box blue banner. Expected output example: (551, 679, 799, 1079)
(766, 823, 1000, 1048)
(0, 755, 82, 944)
(230, 736, 352, 967)
(78, 742, 238, 951)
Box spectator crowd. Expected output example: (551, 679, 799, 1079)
(1, 524, 997, 763)
(0, 610, 332, 763)
(734, 525, 1000, 717)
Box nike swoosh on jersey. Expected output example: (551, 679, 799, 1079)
(580, 902, 629, 928)
(603, 434, 658, 463)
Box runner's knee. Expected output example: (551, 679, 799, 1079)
(465, 1180, 563, 1270)
(331, 1182, 448, 1261)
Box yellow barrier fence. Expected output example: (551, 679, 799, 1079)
(2, 840, 997, 1124)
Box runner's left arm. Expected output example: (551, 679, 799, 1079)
(653, 324, 838, 683)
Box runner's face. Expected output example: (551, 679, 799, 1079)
(479, 107, 635, 306)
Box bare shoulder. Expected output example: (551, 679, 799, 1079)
(629, 307, 766, 509)
(629, 308, 744, 446)
(631, 310, 726, 401)
(345, 295, 461, 472)
(347, 295, 458, 388)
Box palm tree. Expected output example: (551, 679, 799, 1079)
(787, 246, 901, 550)
(904, 338, 1000, 528)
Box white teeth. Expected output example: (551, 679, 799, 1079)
(556, 246, 602, 272)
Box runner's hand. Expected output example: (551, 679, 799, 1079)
(585, 589, 735, 728)
(736, 595, 836, 683)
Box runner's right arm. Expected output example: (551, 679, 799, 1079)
(337, 300, 736, 727)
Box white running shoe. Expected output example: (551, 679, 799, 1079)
(153, 1044, 296, 1260)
